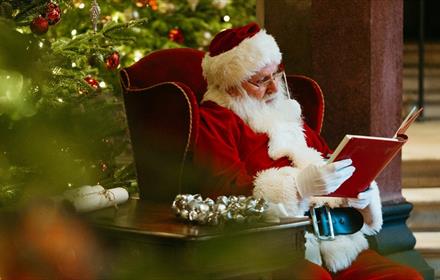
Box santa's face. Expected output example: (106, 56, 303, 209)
(227, 72, 302, 135)
(241, 63, 281, 103)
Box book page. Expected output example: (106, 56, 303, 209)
(394, 106, 424, 138)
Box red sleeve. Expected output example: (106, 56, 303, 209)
(193, 105, 254, 198)
(303, 123, 333, 159)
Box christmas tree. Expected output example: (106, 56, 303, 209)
(0, 0, 256, 207)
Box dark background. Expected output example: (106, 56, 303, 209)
(404, 0, 440, 41)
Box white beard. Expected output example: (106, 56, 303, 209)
(203, 84, 325, 168)
(227, 85, 303, 135)
(230, 86, 325, 168)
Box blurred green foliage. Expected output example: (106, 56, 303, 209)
(0, 0, 256, 206)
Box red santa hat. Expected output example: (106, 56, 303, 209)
(202, 22, 282, 90)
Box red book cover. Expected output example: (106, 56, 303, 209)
(324, 106, 422, 198)
(325, 134, 407, 198)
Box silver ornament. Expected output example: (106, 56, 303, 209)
(90, 0, 101, 33)
(172, 194, 269, 225)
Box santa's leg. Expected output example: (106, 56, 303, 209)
(333, 249, 423, 280)
(272, 259, 332, 280)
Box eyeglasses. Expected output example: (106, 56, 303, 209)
(247, 70, 284, 88)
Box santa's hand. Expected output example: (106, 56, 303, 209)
(347, 187, 374, 209)
(296, 159, 355, 198)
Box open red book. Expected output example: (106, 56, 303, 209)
(325, 107, 423, 198)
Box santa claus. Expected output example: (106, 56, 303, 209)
(193, 22, 422, 279)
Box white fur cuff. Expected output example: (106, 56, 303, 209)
(360, 181, 383, 235)
(320, 232, 369, 273)
(253, 166, 308, 216)
(305, 231, 323, 266)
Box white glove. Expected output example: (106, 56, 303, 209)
(296, 159, 355, 198)
(347, 186, 374, 209)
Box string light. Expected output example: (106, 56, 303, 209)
(99, 81, 106, 88)
(38, 41, 44, 48)
(52, 67, 62, 75)
(56, 98, 64, 103)
(79, 3, 85, 9)
(71, 29, 77, 36)
(71, 62, 77, 68)
(134, 50, 143, 62)
(111, 12, 124, 22)
(223, 15, 230, 22)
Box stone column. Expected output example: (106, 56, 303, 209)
(256, 0, 313, 76)
(258, 3, 434, 277)
(258, 0, 404, 203)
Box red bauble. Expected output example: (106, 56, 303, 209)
(148, 0, 158, 10)
(45, 2, 61, 25)
(84, 76, 100, 89)
(135, 0, 158, 10)
(105, 51, 120, 70)
(30, 16, 49, 35)
(168, 28, 184, 44)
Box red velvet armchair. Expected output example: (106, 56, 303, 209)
(120, 48, 325, 202)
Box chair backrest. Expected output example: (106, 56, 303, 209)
(120, 48, 325, 202)
(120, 48, 207, 103)
(287, 74, 325, 134)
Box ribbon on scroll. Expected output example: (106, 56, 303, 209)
(64, 185, 129, 213)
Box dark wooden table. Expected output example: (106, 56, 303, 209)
(87, 198, 311, 279)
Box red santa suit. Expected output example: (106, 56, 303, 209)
(194, 101, 331, 197)
(194, 87, 380, 270)
(193, 90, 422, 279)
(196, 21, 422, 279)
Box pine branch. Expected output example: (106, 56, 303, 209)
(101, 18, 149, 38)
(14, 1, 47, 23)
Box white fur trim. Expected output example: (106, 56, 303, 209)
(309, 196, 347, 208)
(360, 181, 383, 235)
(320, 231, 369, 273)
(266, 119, 325, 169)
(202, 87, 234, 107)
(305, 231, 323, 266)
(202, 29, 282, 91)
(253, 166, 309, 216)
(264, 202, 290, 223)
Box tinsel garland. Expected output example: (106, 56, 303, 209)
(172, 194, 268, 225)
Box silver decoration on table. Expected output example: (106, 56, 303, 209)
(172, 194, 268, 225)
(90, 0, 101, 33)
